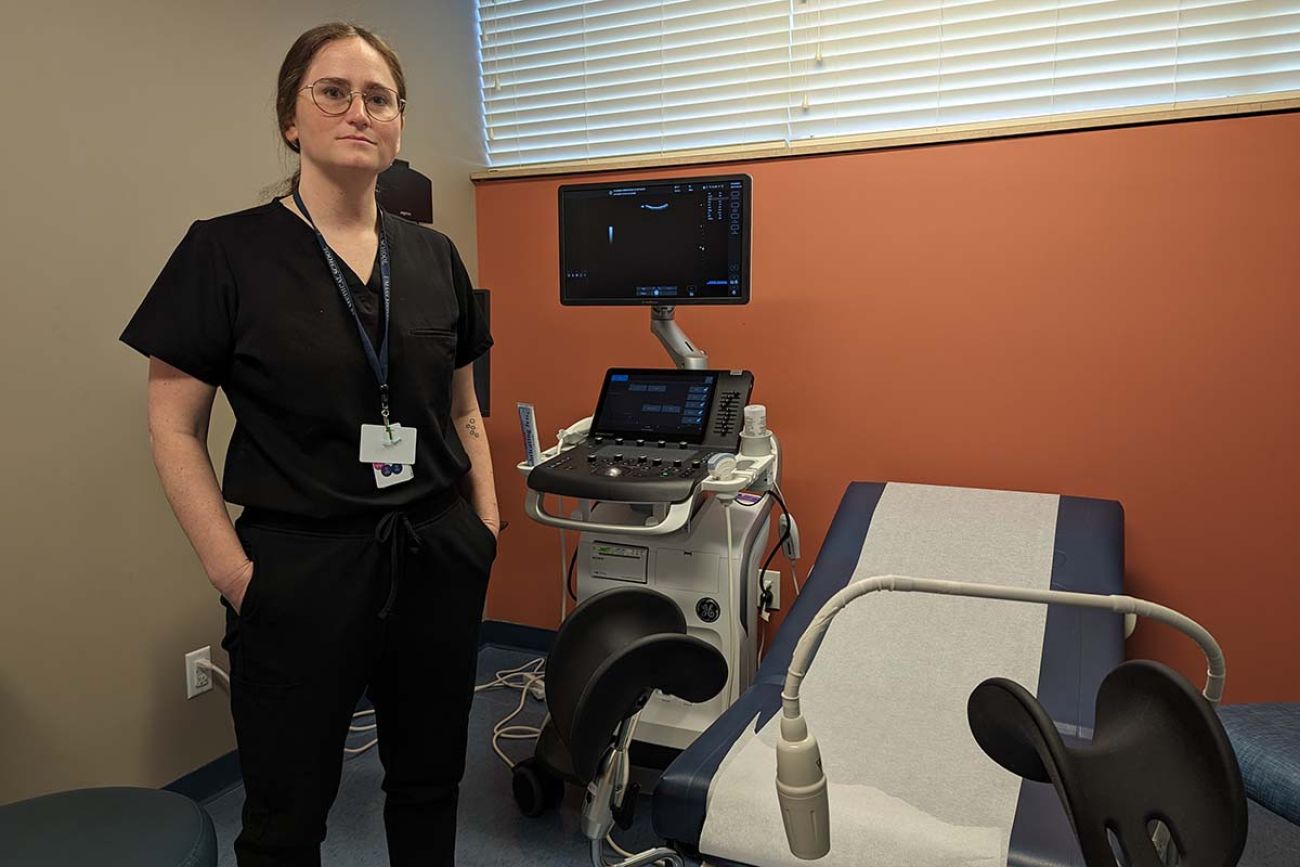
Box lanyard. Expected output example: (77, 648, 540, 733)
(292, 189, 395, 433)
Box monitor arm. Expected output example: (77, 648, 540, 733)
(651, 306, 709, 370)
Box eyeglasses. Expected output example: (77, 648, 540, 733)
(301, 78, 405, 122)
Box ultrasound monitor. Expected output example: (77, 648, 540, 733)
(559, 174, 751, 306)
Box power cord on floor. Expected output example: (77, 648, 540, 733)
(606, 833, 636, 857)
(346, 709, 379, 756)
(603, 833, 671, 867)
(340, 658, 550, 761)
(475, 657, 547, 769)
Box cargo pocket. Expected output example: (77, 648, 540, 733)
(228, 674, 313, 820)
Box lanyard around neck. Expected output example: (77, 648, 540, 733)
(292, 189, 394, 422)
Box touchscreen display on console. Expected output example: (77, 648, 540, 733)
(593, 371, 717, 441)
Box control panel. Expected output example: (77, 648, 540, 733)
(526, 368, 754, 502)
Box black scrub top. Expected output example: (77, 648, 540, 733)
(121, 200, 493, 519)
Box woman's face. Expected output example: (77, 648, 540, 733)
(285, 37, 403, 180)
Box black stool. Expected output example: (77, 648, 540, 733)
(0, 786, 217, 867)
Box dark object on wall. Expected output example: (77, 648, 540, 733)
(378, 159, 433, 223)
(473, 289, 490, 417)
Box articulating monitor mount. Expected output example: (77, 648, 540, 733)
(651, 306, 708, 370)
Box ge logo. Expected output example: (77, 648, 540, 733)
(696, 598, 721, 623)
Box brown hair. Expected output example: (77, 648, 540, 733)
(271, 22, 406, 195)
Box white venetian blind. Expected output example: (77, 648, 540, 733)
(478, 0, 1300, 168)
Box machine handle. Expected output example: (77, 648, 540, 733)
(523, 491, 695, 537)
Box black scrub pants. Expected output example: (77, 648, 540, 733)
(221, 489, 496, 867)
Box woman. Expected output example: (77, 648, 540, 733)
(121, 22, 497, 867)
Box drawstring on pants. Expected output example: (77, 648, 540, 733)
(375, 510, 423, 619)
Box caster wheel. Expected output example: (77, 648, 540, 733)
(512, 758, 558, 817)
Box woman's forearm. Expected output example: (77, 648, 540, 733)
(454, 406, 499, 532)
(150, 429, 249, 594)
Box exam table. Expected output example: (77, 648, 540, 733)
(651, 481, 1125, 867)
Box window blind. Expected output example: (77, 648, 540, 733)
(478, 0, 1300, 168)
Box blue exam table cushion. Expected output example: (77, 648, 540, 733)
(1218, 703, 1300, 826)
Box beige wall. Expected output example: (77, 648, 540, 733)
(0, 0, 484, 804)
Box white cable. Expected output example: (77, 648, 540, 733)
(344, 708, 379, 755)
(474, 657, 546, 692)
(351, 708, 375, 730)
(474, 657, 547, 768)
(195, 659, 230, 686)
(769, 432, 781, 487)
(491, 680, 538, 767)
(604, 834, 670, 867)
(606, 833, 636, 857)
(338, 658, 549, 762)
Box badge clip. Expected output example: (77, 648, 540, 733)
(379, 385, 401, 444)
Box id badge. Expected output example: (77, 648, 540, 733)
(360, 423, 417, 465)
(373, 462, 415, 488)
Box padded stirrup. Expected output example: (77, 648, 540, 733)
(538, 587, 728, 784)
(969, 661, 1248, 867)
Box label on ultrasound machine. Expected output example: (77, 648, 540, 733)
(590, 542, 649, 584)
(517, 402, 542, 467)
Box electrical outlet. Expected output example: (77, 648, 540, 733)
(761, 569, 781, 611)
(186, 646, 213, 699)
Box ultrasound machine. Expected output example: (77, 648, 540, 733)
(516, 174, 783, 752)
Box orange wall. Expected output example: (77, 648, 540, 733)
(475, 112, 1300, 705)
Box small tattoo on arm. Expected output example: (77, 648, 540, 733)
(465, 417, 481, 439)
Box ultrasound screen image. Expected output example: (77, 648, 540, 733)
(560, 176, 749, 305)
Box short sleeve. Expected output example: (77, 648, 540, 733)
(449, 238, 493, 368)
(120, 220, 236, 386)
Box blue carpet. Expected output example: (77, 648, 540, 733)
(204, 645, 689, 867)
